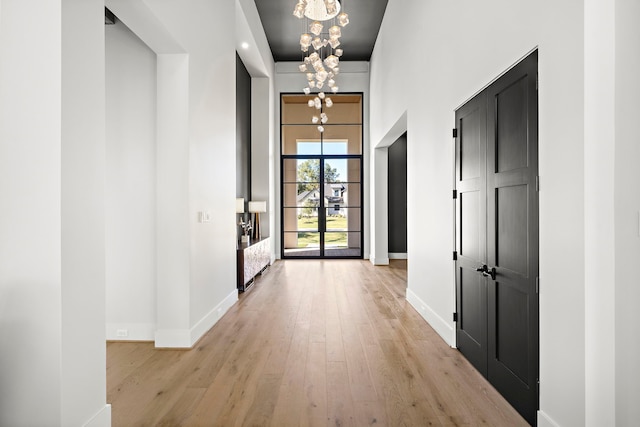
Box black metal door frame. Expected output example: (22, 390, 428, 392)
(280, 153, 363, 259)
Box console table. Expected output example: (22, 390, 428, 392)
(237, 237, 270, 292)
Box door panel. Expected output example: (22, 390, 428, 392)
(496, 185, 528, 275)
(455, 91, 487, 376)
(495, 280, 530, 383)
(460, 191, 481, 260)
(496, 76, 529, 173)
(455, 50, 538, 426)
(461, 107, 483, 180)
(460, 269, 485, 346)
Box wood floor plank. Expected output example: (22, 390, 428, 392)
(154, 387, 207, 427)
(299, 341, 328, 427)
(107, 260, 528, 427)
(341, 320, 378, 402)
(269, 319, 311, 426)
(362, 341, 426, 427)
(325, 275, 346, 363)
(106, 342, 155, 393)
(326, 361, 356, 427)
(308, 286, 327, 343)
(378, 338, 443, 426)
(239, 374, 282, 427)
(353, 400, 388, 427)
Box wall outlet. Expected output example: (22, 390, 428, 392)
(116, 329, 129, 338)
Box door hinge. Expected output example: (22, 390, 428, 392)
(536, 277, 539, 294)
(453, 189, 458, 199)
(453, 251, 458, 261)
(453, 312, 458, 322)
(452, 128, 458, 138)
(536, 73, 539, 91)
(536, 176, 540, 192)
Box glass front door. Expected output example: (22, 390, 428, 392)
(282, 156, 361, 258)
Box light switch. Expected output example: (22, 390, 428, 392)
(199, 211, 212, 223)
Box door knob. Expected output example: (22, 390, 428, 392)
(482, 266, 497, 280)
(476, 265, 488, 273)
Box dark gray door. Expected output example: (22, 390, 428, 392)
(455, 51, 538, 425)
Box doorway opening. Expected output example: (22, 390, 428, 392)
(388, 132, 407, 259)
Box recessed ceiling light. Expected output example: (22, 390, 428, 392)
(241, 42, 250, 49)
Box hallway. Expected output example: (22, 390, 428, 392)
(107, 260, 527, 426)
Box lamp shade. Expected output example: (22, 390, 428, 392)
(248, 201, 267, 213)
(235, 198, 245, 213)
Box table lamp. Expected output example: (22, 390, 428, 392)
(248, 200, 266, 240)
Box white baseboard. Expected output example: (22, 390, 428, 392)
(106, 322, 155, 341)
(537, 410, 561, 427)
(388, 252, 408, 259)
(154, 328, 191, 348)
(369, 256, 389, 265)
(189, 289, 238, 346)
(406, 288, 455, 347)
(155, 289, 238, 348)
(83, 404, 111, 427)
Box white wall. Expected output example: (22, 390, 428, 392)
(584, 0, 615, 424)
(155, 1, 239, 338)
(107, 0, 238, 348)
(615, 0, 640, 424)
(274, 62, 370, 258)
(61, 1, 110, 423)
(369, 0, 586, 426)
(0, 0, 110, 425)
(105, 20, 158, 341)
(0, 0, 63, 424)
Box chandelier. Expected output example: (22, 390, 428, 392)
(293, 0, 349, 133)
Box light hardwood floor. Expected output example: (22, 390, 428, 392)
(107, 260, 528, 426)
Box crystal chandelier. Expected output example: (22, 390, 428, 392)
(293, 0, 349, 133)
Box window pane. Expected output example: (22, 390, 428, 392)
(337, 183, 361, 207)
(282, 95, 317, 125)
(297, 141, 322, 154)
(323, 158, 360, 184)
(283, 232, 321, 257)
(321, 140, 348, 155)
(283, 184, 321, 208)
(325, 232, 361, 257)
(322, 95, 362, 124)
(282, 125, 322, 155)
(321, 125, 362, 154)
(283, 207, 319, 232)
(326, 207, 361, 232)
